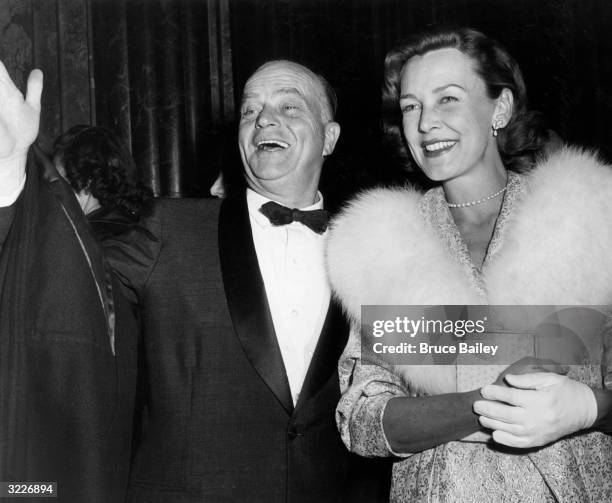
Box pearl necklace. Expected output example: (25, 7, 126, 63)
(446, 185, 507, 208)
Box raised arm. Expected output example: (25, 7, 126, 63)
(0, 61, 42, 206)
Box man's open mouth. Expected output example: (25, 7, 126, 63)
(256, 140, 290, 152)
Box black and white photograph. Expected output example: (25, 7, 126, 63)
(0, 0, 611, 501)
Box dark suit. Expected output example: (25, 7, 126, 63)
(0, 147, 137, 503)
(108, 192, 391, 502)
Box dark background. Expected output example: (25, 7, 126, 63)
(2, 0, 611, 207)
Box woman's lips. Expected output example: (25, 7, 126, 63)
(422, 140, 458, 157)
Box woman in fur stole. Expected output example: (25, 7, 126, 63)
(326, 28, 612, 502)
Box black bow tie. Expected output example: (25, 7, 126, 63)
(259, 201, 329, 234)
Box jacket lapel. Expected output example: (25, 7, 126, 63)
(294, 299, 348, 412)
(38, 145, 117, 355)
(219, 193, 294, 414)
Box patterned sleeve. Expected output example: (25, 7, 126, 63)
(336, 324, 413, 458)
(603, 314, 612, 390)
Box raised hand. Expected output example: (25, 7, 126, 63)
(0, 62, 42, 160)
(474, 372, 597, 448)
(0, 62, 43, 202)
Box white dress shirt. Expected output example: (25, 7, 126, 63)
(247, 189, 331, 405)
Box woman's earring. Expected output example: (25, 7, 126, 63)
(492, 121, 502, 137)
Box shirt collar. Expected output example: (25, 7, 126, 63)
(247, 188, 324, 229)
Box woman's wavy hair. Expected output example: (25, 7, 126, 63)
(52, 125, 151, 218)
(382, 27, 551, 176)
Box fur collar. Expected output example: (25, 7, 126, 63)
(327, 147, 612, 324)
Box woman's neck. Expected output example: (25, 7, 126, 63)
(444, 163, 509, 270)
(442, 158, 508, 211)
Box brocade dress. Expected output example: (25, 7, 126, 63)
(328, 154, 612, 502)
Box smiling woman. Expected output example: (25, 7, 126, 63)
(398, 47, 511, 188)
(384, 29, 551, 179)
(327, 27, 612, 502)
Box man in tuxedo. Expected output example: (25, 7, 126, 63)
(107, 60, 390, 502)
(0, 59, 389, 502)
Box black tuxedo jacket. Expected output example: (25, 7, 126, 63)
(108, 193, 390, 502)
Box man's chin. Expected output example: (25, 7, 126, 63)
(248, 162, 292, 180)
(254, 151, 291, 165)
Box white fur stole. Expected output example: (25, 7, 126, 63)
(327, 147, 612, 393)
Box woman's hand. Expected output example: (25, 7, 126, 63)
(493, 356, 568, 387)
(474, 372, 597, 448)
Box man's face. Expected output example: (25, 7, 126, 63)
(238, 61, 339, 206)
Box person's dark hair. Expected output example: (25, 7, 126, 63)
(52, 125, 151, 218)
(382, 27, 551, 176)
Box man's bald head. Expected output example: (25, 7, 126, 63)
(245, 60, 337, 123)
(237, 58, 341, 208)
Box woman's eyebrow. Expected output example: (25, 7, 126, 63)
(400, 83, 466, 100)
(432, 83, 466, 93)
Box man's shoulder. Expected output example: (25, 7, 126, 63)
(141, 197, 223, 232)
(104, 197, 228, 284)
(151, 196, 223, 219)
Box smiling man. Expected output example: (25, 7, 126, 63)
(0, 58, 390, 503)
(238, 61, 339, 208)
(104, 60, 391, 502)
(0, 58, 390, 502)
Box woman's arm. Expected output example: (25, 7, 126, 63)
(339, 328, 568, 456)
(383, 390, 481, 454)
(592, 388, 612, 433)
(383, 356, 566, 453)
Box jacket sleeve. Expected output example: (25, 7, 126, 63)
(337, 323, 487, 457)
(336, 324, 412, 458)
(103, 203, 162, 304)
(0, 204, 15, 252)
(593, 314, 612, 432)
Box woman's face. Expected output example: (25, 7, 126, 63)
(399, 48, 503, 183)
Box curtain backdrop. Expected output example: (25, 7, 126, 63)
(2, 0, 611, 202)
(0, 0, 92, 152)
(229, 0, 612, 206)
(91, 0, 234, 197)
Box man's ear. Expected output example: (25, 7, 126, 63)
(493, 88, 514, 129)
(322, 122, 340, 156)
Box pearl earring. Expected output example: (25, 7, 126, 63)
(492, 121, 502, 137)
